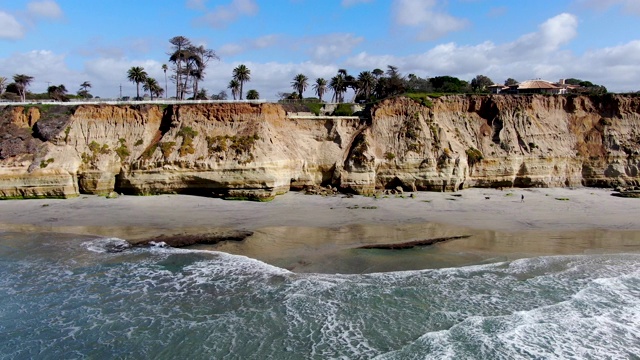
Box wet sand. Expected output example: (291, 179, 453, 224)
(1, 187, 639, 273)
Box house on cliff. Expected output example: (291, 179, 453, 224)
(490, 79, 580, 95)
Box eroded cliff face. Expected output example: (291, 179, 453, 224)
(1, 94, 639, 199)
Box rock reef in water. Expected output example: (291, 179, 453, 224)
(1, 94, 640, 200)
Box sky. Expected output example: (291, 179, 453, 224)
(1, 0, 640, 99)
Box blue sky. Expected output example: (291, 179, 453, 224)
(1, 0, 640, 98)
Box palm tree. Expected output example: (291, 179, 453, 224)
(227, 79, 240, 100)
(0, 76, 7, 95)
(291, 73, 309, 99)
(168, 36, 192, 99)
(313, 78, 327, 102)
(329, 74, 346, 103)
(232, 64, 251, 100)
(357, 71, 376, 100)
(162, 64, 168, 98)
(246, 89, 259, 100)
(13, 74, 34, 102)
(127, 66, 148, 100)
(143, 77, 163, 100)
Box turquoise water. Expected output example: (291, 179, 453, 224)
(1, 231, 639, 359)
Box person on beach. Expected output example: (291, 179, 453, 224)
(521, 194, 524, 202)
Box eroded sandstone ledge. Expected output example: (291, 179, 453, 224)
(1, 94, 639, 200)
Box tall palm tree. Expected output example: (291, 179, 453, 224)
(329, 74, 346, 103)
(13, 74, 34, 102)
(291, 73, 309, 99)
(232, 64, 251, 100)
(357, 71, 376, 100)
(168, 36, 192, 99)
(0, 76, 8, 95)
(127, 66, 148, 100)
(227, 79, 240, 100)
(161, 64, 168, 98)
(143, 77, 163, 100)
(313, 78, 327, 102)
(246, 89, 259, 100)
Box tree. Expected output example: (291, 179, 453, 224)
(356, 71, 375, 100)
(504, 78, 518, 86)
(127, 66, 148, 99)
(161, 64, 168, 98)
(329, 74, 346, 103)
(143, 77, 163, 100)
(47, 84, 68, 101)
(372, 68, 384, 78)
(211, 90, 228, 100)
(246, 89, 259, 100)
(13, 74, 34, 102)
(0, 76, 7, 95)
(189, 45, 219, 98)
(429, 76, 469, 93)
(291, 73, 309, 99)
(168, 36, 192, 99)
(194, 88, 208, 100)
(313, 78, 327, 102)
(232, 64, 251, 100)
(227, 79, 240, 100)
(78, 81, 92, 99)
(470, 75, 493, 93)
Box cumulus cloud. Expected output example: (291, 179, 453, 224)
(27, 0, 63, 19)
(195, 0, 258, 28)
(218, 34, 283, 57)
(345, 13, 640, 92)
(341, 0, 373, 7)
(392, 0, 469, 41)
(307, 33, 364, 62)
(0, 11, 25, 39)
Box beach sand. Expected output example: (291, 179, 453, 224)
(1, 187, 639, 273)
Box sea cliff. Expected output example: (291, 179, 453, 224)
(1, 94, 639, 199)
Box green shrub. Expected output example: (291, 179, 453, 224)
(466, 147, 484, 167)
(134, 139, 144, 146)
(384, 152, 395, 160)
(39, 158, 54, 168)
(306, 102, 323, 116)
(405, 93, 434, 107)
(160, 142, 176, 158)
(333, 103, 353, 116)
(178, 126, 199, 157)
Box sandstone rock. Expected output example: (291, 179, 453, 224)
(1, 94, 640, 199)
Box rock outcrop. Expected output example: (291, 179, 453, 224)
(1, 94, 639, 199)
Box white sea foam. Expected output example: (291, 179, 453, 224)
(81, 237, 131, 253)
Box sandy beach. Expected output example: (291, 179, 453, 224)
(1, 187, 640, 272)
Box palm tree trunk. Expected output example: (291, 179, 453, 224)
(136, 82, 140, 99)
(240, 82, 244, 100)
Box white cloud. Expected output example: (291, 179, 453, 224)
(27, 0, 63, 19)
(196, 0, 258, 28)
(392, 0, 469, 41)
(341, 0, 373, 7)
(307, 33, 364, 62)
(0, 11, 25, 39)
(345, 13, 640, 92)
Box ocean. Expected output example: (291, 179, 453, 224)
(1, 231, 639, 359)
